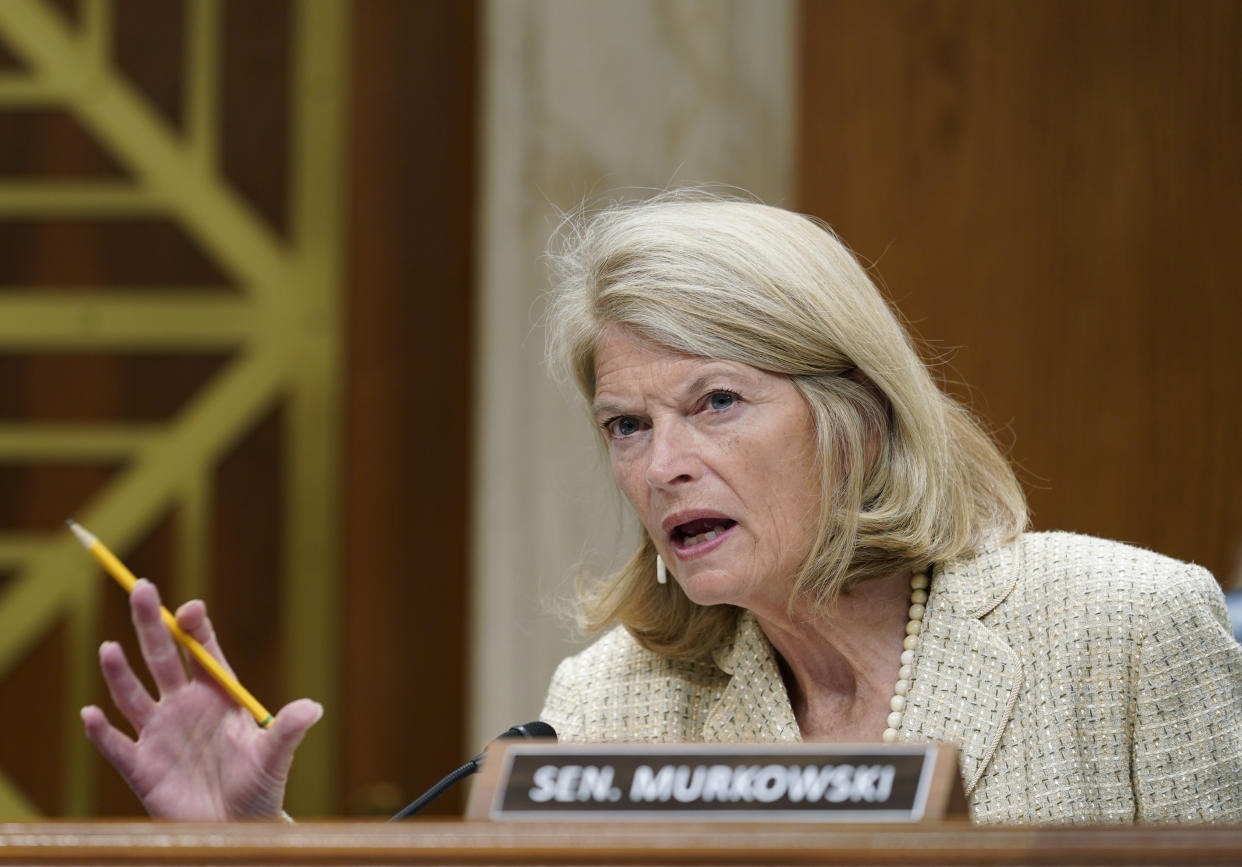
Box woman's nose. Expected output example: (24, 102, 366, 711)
(645, 421, 698, 489)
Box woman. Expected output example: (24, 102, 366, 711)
(84, 193, 1242, 823)
(538, 194, 1242, 823)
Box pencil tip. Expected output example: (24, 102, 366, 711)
(66, 520, 97, 549)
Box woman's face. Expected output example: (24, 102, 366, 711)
(592, 326, 822, 613)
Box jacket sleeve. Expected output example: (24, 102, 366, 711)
(1132, 564, 1242, 822)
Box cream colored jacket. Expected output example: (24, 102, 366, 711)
(541, 532, 1242, 824)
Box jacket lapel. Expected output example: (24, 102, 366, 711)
(702, 611, 801, 743)
(902, 539, 1025, 796)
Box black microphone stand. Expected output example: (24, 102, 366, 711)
(389, 721, 556, 820)
(389, 756, 481, 820)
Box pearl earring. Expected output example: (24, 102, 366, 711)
(656, 554, 668, 585)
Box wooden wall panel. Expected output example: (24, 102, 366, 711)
(0, 0, 474, 818)
(0, 0, 308, 817)
(340, 0, 475, 817)
(798, 0, 1242, 581)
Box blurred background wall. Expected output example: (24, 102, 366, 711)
(471, 0, 795, 759)
(0, 0, 1237, 818)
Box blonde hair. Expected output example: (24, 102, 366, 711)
(546, 190, 1027, 659)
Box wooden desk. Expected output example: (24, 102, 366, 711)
(2, 820, 1242, 865)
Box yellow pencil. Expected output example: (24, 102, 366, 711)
(67, 519, 274, 728)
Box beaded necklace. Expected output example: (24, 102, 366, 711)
(881, 569, 929, 743)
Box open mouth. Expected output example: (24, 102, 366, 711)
(671, 517, 738, 550)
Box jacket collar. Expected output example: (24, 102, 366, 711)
(933, 536, 1022, 619)
(701, 538, 1025, 796)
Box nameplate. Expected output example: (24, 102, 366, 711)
(466, 742, 964, 822)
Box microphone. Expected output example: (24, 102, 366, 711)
(389, 721, 557, 820)
(496, 721, 555, 741)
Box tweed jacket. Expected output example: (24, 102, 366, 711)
(541, 532, 1242, 824)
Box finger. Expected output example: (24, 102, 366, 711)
(81, 705, 140, 784)
(174, 599, 237, 680)
(259, 699, 324, 782)
(98, 640, 158, 732)
(130, 579, 188, 694)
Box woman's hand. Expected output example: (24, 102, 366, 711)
(81, 579, 322, 820)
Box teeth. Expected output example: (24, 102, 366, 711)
(682, 525, 728, 547)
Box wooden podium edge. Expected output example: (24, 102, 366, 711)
(4, 821, 1242, 866)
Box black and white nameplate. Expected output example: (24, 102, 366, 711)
(468, 742, 962, 822)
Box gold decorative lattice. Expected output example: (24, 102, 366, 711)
(0, 0, 346, 816)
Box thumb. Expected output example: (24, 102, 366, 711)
(259, 699, 323, 781)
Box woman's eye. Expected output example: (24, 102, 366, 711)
(707, 391, 737, 411)
(605, 416, 641, 437)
